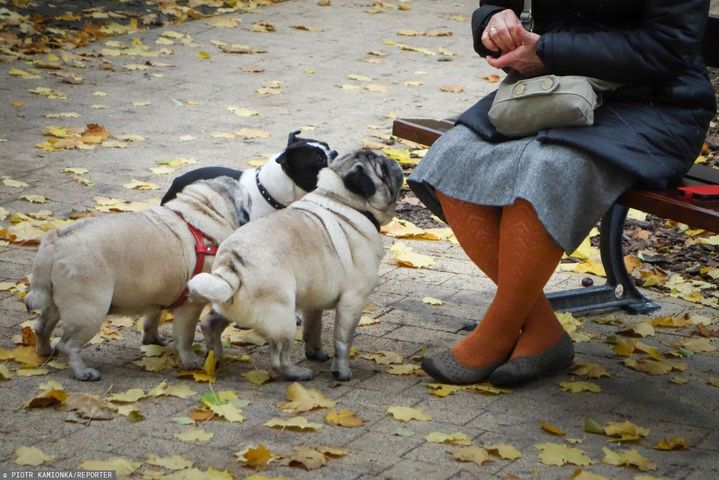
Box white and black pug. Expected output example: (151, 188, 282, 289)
(188, 151, 404, 381)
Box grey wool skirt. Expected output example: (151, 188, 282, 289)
(407, 124, 636, 253)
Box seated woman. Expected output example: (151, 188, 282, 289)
(408, 0, 716, 386)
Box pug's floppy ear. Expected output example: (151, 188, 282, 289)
(343, 163, 376, 198)
(287, 129, 302, 147)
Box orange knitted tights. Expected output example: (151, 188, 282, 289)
(437, 191, 566, 368)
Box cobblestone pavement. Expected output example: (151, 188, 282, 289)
(1, 1, 718, 479)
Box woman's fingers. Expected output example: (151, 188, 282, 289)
(483, 9, 525, 53)
(481, 27, 500, 52)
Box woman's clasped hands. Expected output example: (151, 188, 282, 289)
(482, 9, 546, 76)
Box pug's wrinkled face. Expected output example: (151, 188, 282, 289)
(332, 150, 404, 225)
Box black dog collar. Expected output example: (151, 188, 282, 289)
(255, 167, 286, 210)
(360, 211, 381, 232)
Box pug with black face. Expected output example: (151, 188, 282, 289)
(188, 151, 404, 381)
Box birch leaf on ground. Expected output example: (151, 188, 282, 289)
(486, 444, 522, 460)
(277, 382, 336, 413)
(15, 446, 56, 466)
(601, 447, 656, 471)
(0, 365, 11, 380)
(79, 458, 142, 476)
(450, 447, 491, 465)
(387, 406, 432, 422)
(536, 443, 592, 466)
(425, 431, 472, 446)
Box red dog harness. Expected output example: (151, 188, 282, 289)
(167, 221, 219, 310)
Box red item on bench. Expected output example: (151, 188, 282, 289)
(677, 185, 719, 200)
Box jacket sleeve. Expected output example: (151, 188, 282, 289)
(471, 0, 523, 57)
(536, 0, 709, 83)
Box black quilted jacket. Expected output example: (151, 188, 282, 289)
(457, 0, 717, 188)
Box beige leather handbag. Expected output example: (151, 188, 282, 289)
(487, 0, 621, 138)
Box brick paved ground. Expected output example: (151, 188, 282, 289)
(1, 1, 717, 479)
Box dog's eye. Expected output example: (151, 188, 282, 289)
(380, 162, 389, 178)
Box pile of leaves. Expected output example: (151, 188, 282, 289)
(0, 0, 284, 60)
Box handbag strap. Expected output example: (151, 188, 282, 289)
(520, 0, 534, 32)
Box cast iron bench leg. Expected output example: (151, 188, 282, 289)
(545, 204, 660, 315)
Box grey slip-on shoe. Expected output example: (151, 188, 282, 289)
(421, 349, 505, 385)
(489, 332, 575, 386)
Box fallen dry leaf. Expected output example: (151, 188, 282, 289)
(536, 443, 592, 466)
(264, 416, 323, 431)
(450, 446, 491, 466)
(15, 446, 56, 466)
(387, 406, 431, 422)
(425, 431, 472, 446)
(601, 447, 656, 471)
(325, 409, 364, 427)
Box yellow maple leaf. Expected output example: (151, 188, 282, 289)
(486, 444, 522, 460)
(264, 416, 323, 431)
(426, 383, 463, 398)
(387, 406, 432, 422)
(242, 444, 272, 469)
(210, 403, 244, 423)
(425, 431, 472, 446)
(174, 428, 214, 442)
(15, 446, 56, 466)
(540, 421, 565, 436)
(559, 381, 602, 393)
(277, 382, 337, 413)
(242, 369, 272, 385)
(654, 437, 688, 451)
(146, 454, 193, 470)
(601, 447, 656, 471)
(603, 420, 650, 442)
(106, 388, 146, 403)
(325, 408, 364, 427)
(536, 443, 592, 466)
(450, 447, 491, 465)
(571, 362, 610, 378)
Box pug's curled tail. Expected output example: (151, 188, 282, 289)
(24, 229, 58, 313)
(188, 271, 240, 304)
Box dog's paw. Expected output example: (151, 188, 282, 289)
(331, 369, 352, 382)
(179, 358, 203, 371)
(142, 333, 169, 346)
(284, 366, 314, 382)
(305, 348, 330, 363)
(76, 368, 101, 382)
